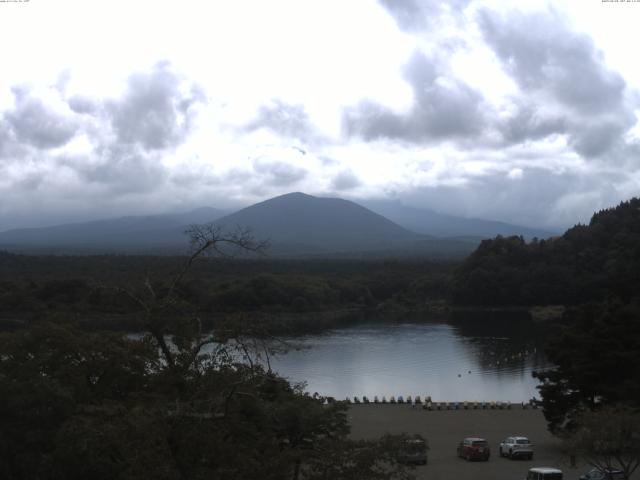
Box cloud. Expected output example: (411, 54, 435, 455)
(0, 63, 211, 228)
(379, 0, 471, 32)
(252, 158, 307, 187)
(60, 146, 168, 195)
(479, 8, 637, 158)
(68, 94, 100, 115)
(105, 62, 205, 151)
(243, 99, 325, 145)
(331, 169, 361, 191)
(343, 51, 487, 144)
(401, 165, 629, 229)
(4, 86, 77, 149)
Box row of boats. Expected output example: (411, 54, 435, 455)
(339, 396, 539, 409)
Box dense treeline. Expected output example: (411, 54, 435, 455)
(0, 228, 418, 480)
(534, 300, 640, 434)
(451, 198, 640, 306)
(0, 254, 454, 331)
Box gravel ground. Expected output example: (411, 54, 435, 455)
(348, 404, 629, 480)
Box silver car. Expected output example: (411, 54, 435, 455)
(500, 436, 534, 460)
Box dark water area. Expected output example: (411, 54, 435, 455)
(270, 313, 552, 402)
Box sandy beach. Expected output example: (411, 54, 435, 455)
(348, 404, 631, 480)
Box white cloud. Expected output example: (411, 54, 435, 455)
(1, 0, 640, 231)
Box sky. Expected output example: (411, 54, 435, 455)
(1, 0, 639, 231)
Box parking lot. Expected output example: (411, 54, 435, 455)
(348, 405, 625, 480)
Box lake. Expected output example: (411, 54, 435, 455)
(268, 315, 551, 402)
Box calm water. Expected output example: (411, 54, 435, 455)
(269, 317, 551, 402)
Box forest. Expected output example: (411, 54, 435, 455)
(0, 253, 453, 333)
(451, 198, 640, 306)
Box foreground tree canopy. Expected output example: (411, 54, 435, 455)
(566, 406, 640, 480)
(533, 301, 640, 435)
(0, 225, 415, 480)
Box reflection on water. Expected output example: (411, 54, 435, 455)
(269, 315, 551, 402)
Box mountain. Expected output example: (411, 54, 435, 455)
(0, 193, 481, 258)
(361, 199, 557, 240)
(0, 207, 226, 252)
(1, 192, 559, 257)
(212, 192, 421, 254)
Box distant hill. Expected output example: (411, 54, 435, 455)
(213, 192, 421, 254)
(361, 199, 557, 239)
(0, 193, 480, 258)
(0, 207, 226, 252)
(210, 192, 479, 258)
(451, 197, 640, 306)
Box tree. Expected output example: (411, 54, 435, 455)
(566, 406, 640, 480)
(0, 223, 416, 480)
(533, 301, 640, 435)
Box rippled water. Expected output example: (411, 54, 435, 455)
(269, 317, 551, 402)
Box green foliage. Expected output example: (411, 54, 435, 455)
(534, 301, 640, 434)
(452, 198, 640, 306)
(0, 229, 418, 479)
(565, 406, 640, 480)
(0, 254, 454, 332)
(0, 321, 415, 480)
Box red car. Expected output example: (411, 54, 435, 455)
(457, 437, 491, 461)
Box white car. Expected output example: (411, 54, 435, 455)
(525, 467, 563, 480)
(500, 436, 534, 460)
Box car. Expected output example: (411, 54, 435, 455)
(579, 467, 625, 480)
(398, 435, 428, 465)
(500, 436, 534, 460)
(525, 467, 563, 480)
(457, 437, 490, 461)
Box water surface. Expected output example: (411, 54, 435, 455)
(269, 317, 550, 402)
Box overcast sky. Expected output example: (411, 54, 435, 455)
(1, 0, 639, 231)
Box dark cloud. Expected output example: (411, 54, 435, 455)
(498, 102, 568, 145)
(343, 51, 486, 143)
(244, 100, 324, 145)
(480, 10, 625, 115)
(4, 86, 77, 149)
(60, 145, 168, 194)
(331, 169, 361, 191)
(105, 62, 205, 150)
(479, 9, 636, 158)
(253, 158, 307, 187)
(379, 0, 471, 32)
(0, 62, 210, 211)
(0, 120, 12, 158)
(402, 166, 628, 229)
(68, 95, 99, 115)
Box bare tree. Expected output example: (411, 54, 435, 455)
(566, 406, 640, 480)
(119, 223, 268, 370)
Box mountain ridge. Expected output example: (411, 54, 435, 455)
(0, 192, 556, 257)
